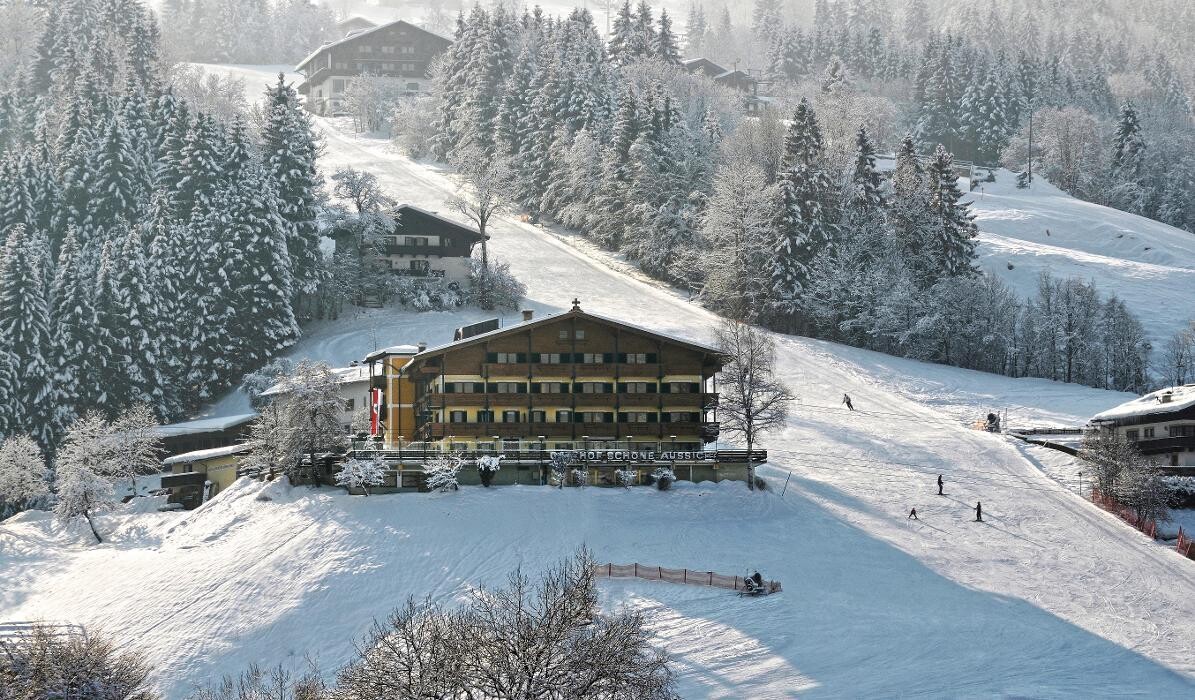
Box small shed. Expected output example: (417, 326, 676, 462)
(161, 445, 252, 508)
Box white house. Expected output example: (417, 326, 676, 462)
(379, 204, 487, 289)
(1090, 385, 1195, 469)
(261, 365, 371, 432)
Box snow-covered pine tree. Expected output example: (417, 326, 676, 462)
(175, 112, 226, 224)
(699, 159, 777, 321)
(653, 9, 680, 64)
(261, 74, 322, 305)
(113, 225, 166, 414)
(1109, 100, 1149, 214)
(770, 99, 838, 326)
(91, 239, 127, 417)
(926, 144, 979, 279)
(83, 117, 144, 237)
(48, 227, 99, 435)
(607, 1, 637, 65)
(0, 225, 55, 445)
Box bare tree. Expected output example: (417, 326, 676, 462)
(108, 403, 164, 497)
(331, 168, 395, 215)
(246, 361, 346, 486)
(334, 549, 675, 699)
(447, 145, 513, 310)
(1161, 323, 1194, 387)
(716, 320, 795, 490)
(53, 413, 118, 543)
(0, 434, 49, 518)
(0, 625, 157, 700)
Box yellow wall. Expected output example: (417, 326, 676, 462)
(171, 454, 244, 498)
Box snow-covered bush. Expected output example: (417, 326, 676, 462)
(571, 468, 588, 488)
(615, 469, 636, 488)
(391, 92, 439, 158)
(651, 467, 675, 491)
(549, 451, 573, 489)
(0, 434, 49, 517)
(466, 259, 526, 311)
(477, 454, 503, 487)
(1162, 476, 1195, 496)
(424, 452, 465, 492)
(382, 276, 464, 311)
(335, 457, 389, 496)
(0, 625, 155, 699)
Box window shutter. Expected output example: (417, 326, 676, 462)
(617, 383, 627, 393)
(691, 382, 701, 393)
(604, 382, 615, 393)
(486, 352, 497, 363)
(647, 414, 658, 423)
(604, 353, 615, 363)
(517, 384, 527, 394)
(486, 383, 497, 393)
(530, 383, 541, 394)
(646, 384, 657, 393)
(604, 412, 615, 423)
(647, 353, 658, 363)
(444, 383, 456, 394)
(660, 383, 671, 393)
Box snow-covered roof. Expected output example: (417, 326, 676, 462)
(163, 444, 251, 466)
(261, 365, 371, 397)
(413, 305, 724, 360)
(155, 414, 258, 437)
(1090, 385, 1195, 422)
(295, 20, 452, 72)
(364, 344, 422, 361)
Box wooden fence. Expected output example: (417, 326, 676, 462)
(0, 621, 87, 643)
(594, 562, 781, 594)
(1178, 528, 1195, 561)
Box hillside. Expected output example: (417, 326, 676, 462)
(4, 469, 1195, 698)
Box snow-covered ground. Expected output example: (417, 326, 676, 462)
(7, 64, 1195, 697)
(969, 173, 1195, 347)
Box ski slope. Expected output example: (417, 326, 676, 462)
(969, 173, 1195, 347)
(6, 65, 1195, 697)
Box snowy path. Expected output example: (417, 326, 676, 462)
(5, 66, 1195, 697)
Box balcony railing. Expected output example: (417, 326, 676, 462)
(418, 421, 719, 440)
(392, 268, 445, 278)
(383, 244, 453, 256)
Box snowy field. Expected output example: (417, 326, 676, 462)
(5, 64, 1195, 697)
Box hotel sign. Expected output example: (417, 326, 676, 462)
(561, 450, 706, 462)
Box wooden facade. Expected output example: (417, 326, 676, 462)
(296, 19, 452, 116)
(367, 302, 724, 453)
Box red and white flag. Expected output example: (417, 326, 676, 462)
(370, 388, 384, 436)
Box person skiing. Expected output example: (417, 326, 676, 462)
(974, 501, 983, 522)
(908, 508, 919, 521)
(937, 474, 944, 496)
(842, 393, 855, 411)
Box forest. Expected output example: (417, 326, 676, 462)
(402, 0, 1160, 395)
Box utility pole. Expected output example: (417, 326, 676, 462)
(1026, 99, 1034, 187)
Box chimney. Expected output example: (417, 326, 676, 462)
(417, 341, 427, 353)
(1160, 392, 1173, 404)
(522, 309, 534, 322)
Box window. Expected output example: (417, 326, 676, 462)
(495, 352, 520, 364)
(334, 62, 348, 69)
(581, 353, 604, 364)
(409, 260, 430, 273)
(447, 382, 482, 394)
(344, 398, 355, 411)
(537, 353, 563, 364)
(501, 410, 520, 423)
(332, 79, 346, 93)
(493, 382, 523, 394)
(556, 410, 572, 423)
(575, 330, 586, 340)
(537, 382, 567, 394)
(360, 45, 373, 52)
(578, 412, 611, 423)
(441, 237, 452, 247)
(664, 412, 698, 423)
(558, 329, 569, 340)
(404, 236, 429, 246)
(622, 382, 651, 394)
(578, 382, 610, 394)
(477, 410, 494, 423)
(449, 411, 467, 423)
(530, 410, 546, 423)
(1126, 429, 1139, 441)
(401, 62, 416, 72)
(400, 45, 416, 54)
(621, 412, 651, 423)
(1169, 425, 1195, 438)
(666, 382, 698, 393)
(624, 353, 648, 364)
(1143, 427, 1155, 438)
(382, 45, 396, 54)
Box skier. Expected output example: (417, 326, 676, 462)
(842, 393, 855, 411)
(908, 508, 919, 521)
(974, 501, 983, 522)
(937, 474, 944, 496)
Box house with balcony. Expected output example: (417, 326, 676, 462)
(295, 19, 452, 116)
(1089, 385, 1195, 470)
(378, 204, 486, 287)
(355, 300, 750, 486)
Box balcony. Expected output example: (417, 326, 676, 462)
(574, 363, 660, 378)
(616, 393, 661, 407)
(392, 268, 445, 278)
(383, 244, 452, 256)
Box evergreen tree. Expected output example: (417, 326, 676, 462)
(112, 225, 166, 414)
(261, 74, 322, 303)
(48, 227, 99, 435)
(607, 1, 637, 65)
(0, 226, 55, 444)
(926, 144, 979, 279)
(653, 9, 681, 64)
